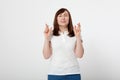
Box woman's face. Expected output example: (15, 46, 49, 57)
(57, 11, 69, 27)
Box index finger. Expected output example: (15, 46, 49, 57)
(44, 24, 49, 32)
(77, 22, 81, 27)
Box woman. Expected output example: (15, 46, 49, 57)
(43, 8, 84, 80)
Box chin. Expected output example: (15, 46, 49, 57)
(60, 23, 68, 26)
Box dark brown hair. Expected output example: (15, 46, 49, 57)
(53, 8, 75, 37)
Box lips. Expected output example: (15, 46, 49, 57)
(61, 21, 66, 23)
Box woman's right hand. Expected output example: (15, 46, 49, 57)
(44, 24, 52, 41)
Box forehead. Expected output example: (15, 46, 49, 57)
(59, 11, 69, 15)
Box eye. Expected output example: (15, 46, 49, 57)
(58, 14, 62, 17)
(64, 14, 68, 17)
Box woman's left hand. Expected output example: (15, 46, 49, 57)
(73, 22, 81, 38)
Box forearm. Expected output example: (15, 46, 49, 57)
(43, 39, 52, 59)
(75, 37, 84, 58)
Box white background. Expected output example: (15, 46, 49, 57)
(0, 0, 120, 80)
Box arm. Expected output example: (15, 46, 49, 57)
(73, 22, 84, 58)
(42, 24, 52, 59)
(74, 37, 84, 58)
(43, 39, 52, 59)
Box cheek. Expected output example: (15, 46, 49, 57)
(66, 17, 69, 23)
(65, 16, 69, 20)
(57, 18, 60, 23)
(57, 17, 61, 21)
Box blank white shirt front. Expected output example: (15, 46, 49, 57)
(48, 31, 80, 75)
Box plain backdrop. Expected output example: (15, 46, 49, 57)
(0, 0, 120, 80)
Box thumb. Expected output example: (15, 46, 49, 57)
(48, 27, 53, 34)
(73, 25, 76, 34)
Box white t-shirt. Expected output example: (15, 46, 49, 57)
(48, 31, 80, 75)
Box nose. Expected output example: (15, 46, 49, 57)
(61, 16, 65, 20)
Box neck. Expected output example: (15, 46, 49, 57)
(59, 26, 68, 32)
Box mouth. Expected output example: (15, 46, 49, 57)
(60, 21, 66, 23)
